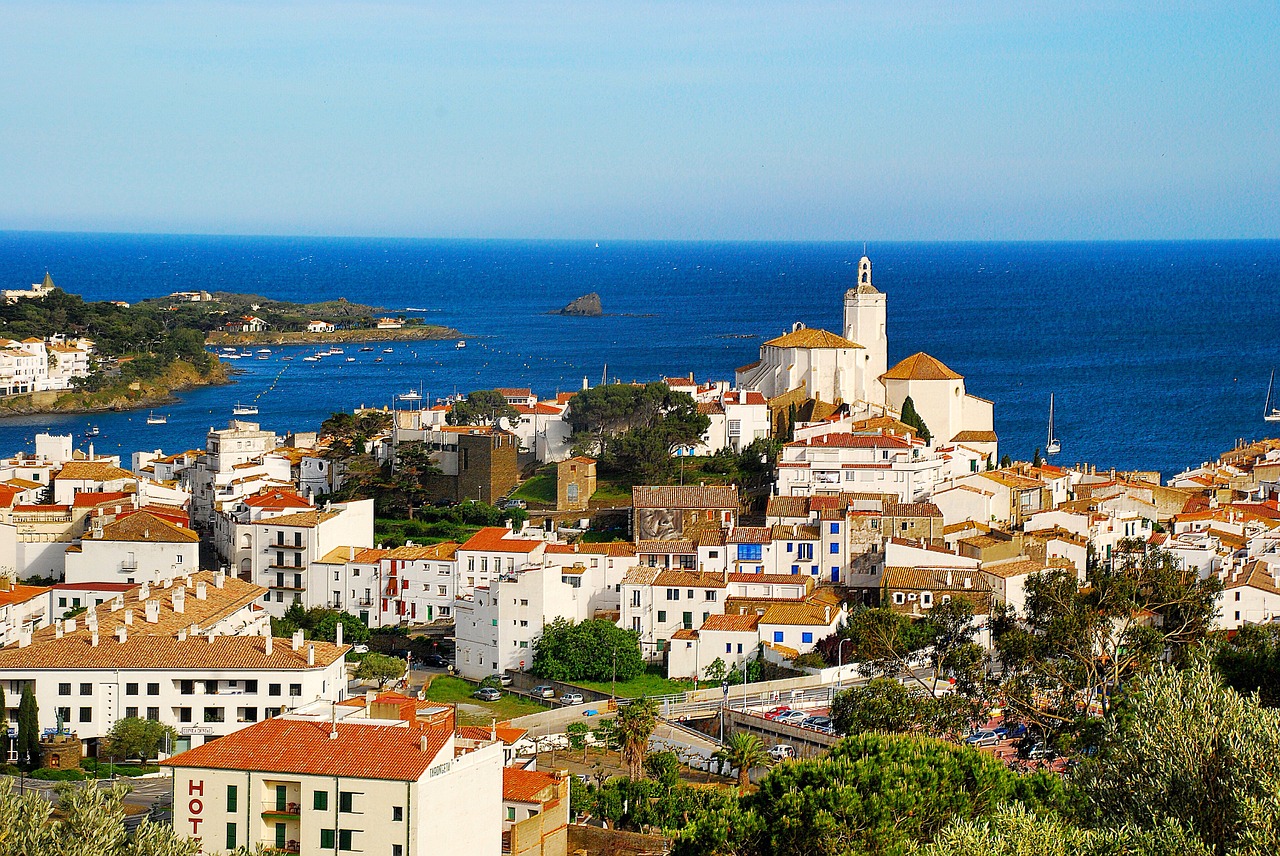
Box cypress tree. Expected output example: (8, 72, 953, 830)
(1033, 447, 1043, 467)
(0, 683, 7, 764)
(17, 684, 39, 770)
(899, 396, 932, 444)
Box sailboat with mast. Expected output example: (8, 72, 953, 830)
(1265, 370, 1280, 422)
(1046, 393, 1061, 456)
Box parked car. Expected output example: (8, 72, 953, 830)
(501, 498, 527, 510)
(432, 497, 458, 507)
(802, 715, 833, 731)
(994, 723, 1027, 740)
(1018, 742, 1056, 761)
(763, 706, 791, 720)
(490, 673, 513, 687)
(560, 692, 585, 705)
(964, 729, 1002, 747)
(767, 744, 796, 761)
(776, 710, 809, 726)
(531, 685, 556, 698)
(352, 644, 369, 654)
(473, 687, 503, 702)
(423, 653, 448, 668)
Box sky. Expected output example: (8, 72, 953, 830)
(1, 1, 1278, 241)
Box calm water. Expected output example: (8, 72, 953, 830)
(0, 232, 1277, 477)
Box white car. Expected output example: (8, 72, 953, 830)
(560, 692, 585, 705)
(352, 644, 369, 654)
(767, 744, 795, 761)
(776, 710, 809, 726)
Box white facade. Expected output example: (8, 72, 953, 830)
(775, 432, 944, 503)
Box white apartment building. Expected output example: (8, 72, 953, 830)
(190, 421, 281, 526)
(775, 433, 945, 502)
(0, 335, 93, 396)
(241, 501, 375, 617)
(218, 487, 316, 574)
(165, 701, 503, 856)
(695, 390, 771, 455)
(53, 460, 139, 504)
(0, 572, 343, 755)
(0, 580, 52, 647)
(64, 511, 201, 585)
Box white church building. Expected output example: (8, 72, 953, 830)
(735, 255, 996, 454)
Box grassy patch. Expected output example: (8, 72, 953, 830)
(511, 474, 557, 506)
(579, 530, 629, 544)
(589, 480, 633, 504)
(573, 667, 695, 699)
(422, 675, 549, 724)
(375, 518, 481, 547)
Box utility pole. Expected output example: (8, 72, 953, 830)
(611, 647, 617, 700)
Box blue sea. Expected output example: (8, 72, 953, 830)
(0, 232, 1276, 478)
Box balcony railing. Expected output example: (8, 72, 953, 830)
(261, 801, 301, 818)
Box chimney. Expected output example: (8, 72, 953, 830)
(208, 628, 217, 644)
(190, 623, 199, 635)
(491, 717, 497, 742)
(144, 599, 160, 623)
(115, 626, 127, 644)
(177, 628, 187, 641)
(420, 734, 431, 752)
(91, 630, 99, 647)
(66, 618, 77, 633)
(265, 633, 273, 656)
(349, 545, 355, 561)
(824, 605, 831, 623)
(365, 690, 376, 706)
(138, 581, 150, 601)
(214, 571, 225, 589)
(335, 621, 344, 647)
(292, 630, 303, 651)
(162, 577, 172, 588)
(110, 595, 124, 611)
(173, 587, 185, 614)
(307, 643, 315, 666)
(17, 628, 31, 648)
(55, 622, 64, 639)
(124, 609, 134, 626)
(195, 581, 207, 600)
(946, 570, 953, 587)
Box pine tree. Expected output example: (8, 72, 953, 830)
(899, 396, 932, 444)
(17, 684, 39, 770)
(1033, 447, 1043, 467)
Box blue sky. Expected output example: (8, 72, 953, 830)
(2, 2, 1277, 240)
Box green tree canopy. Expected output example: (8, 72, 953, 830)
(830, 677, 974, 738)
(1075, 657, 1280, 856)
(103, 717, 177, 764)
(900, 396, 932, 443)
(565, 382, 710, 483)
(446, 389, 521, 427)
(16, 684, 39, 771)
(354, 653, 407, 688)
(615, 697, 659, 780)
(922, 804, 1211, 856)
(1215, 622, 1280, 706)
(713, 732, 771, 792)
(530, 618, 643, 683)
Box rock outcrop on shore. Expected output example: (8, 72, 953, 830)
(556, 293, 603, 317)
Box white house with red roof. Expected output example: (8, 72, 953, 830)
(306, 319, 335, 333)
(226, 315, 267, 333)
(64, 510, 201, 585)
(164, 698, 503, 856)
(0, 578, 52, 647)
(53, 459, 140, 504)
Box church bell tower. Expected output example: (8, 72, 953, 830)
(843, 254, 888, 405)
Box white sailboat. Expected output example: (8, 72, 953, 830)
(1046, 393, 1061, 456)
(1265, 370, 1280, 422)
(145, 412, 167, 425)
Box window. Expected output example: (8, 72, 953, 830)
(203, 707, 225, 723)
(737, 544, 762, 562)
(57, 706, 71, 724)
(320, 830, 335, 849)
(147, 707, 159, 721)
(922, 592, 933, 606)
(682, 612, 692, 629)
(393, 846, 403, 856)
(705, 590, 717, 601)
(392, 806, 403, 821)
(269, 683, 282, 697)
(567, 483, 579, 502)
(830, 542, 839, 554)
(125, 683, 139, 696)
(237, 707, 258, 723)
(79, 683, 92, 695)
(657, 610, 667, 623)
(893, 592, 905, 605)
(737, 644, 743, 654)
(339, 792, 355, 813)
(901, 522, 909, 531)
(125, 706, 139, 719)
(147, 682, 159, 696)
(245, 680, 258, 693)
(506, 807, 516, 821)
(338, 830, 354, 851)
(829, 522, 840, 535)
(1235, 592, 1241, 601)
(180, 680, 194, 695)
(58, 683, 71, 696)
(773, 631, 784, 643)
(802, 632, 814, 644)
(226, 823, 237, 851)
(314, 790, 329, 811)
(798, 543, 813, 561)
(178, 707, 192, 723)
(79, 707, 92, 722)
(666, 588, 679, 601)
(227, 785, 238, 812)
(58, 597, 66, 607)
(205, 680, 219, 695)
(176, 554, 183, 564)
(289, 684, 302, 697)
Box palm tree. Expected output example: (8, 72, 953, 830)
(614, 696, 659, 780)
(714, 732, 772, 792)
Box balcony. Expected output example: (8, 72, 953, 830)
(266, 844, 300, 855)
(261, 801, 301, 819)
(268, 582, 306, 591)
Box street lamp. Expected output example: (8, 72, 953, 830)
(836, 638, 855, 690)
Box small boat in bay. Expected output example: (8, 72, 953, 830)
(232, 403, 259, 416)
(146, 412, 167, 425)
(1046, 393, 1061, 456)
(1265, 370, 1280, 422)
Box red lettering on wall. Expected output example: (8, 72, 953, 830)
(189, 798, 203, 814)
(189, 817, 203, 834)
(188, 780, 205, 796)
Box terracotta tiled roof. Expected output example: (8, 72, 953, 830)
(256, 510, 340, 528)
(671, 628, 698, 640)
(165, 718, 446, 781)
(763, 328, 862, 350)
(880, 352, 963, 382)
(457, 724, 528, 745)
(698, 401, 726, 415)
(459, 527, 545, 554)
(621, 567, 662, 586)
(244, 489, 313, 510)
(95, 511, 199, 544)
(766, 496, 811, 519)
(316, 546, 392, 564)
(652, 570, 727, 589)
(385, 543, 460, 561)
(735, 360, 762, 374)
(56, 461, 137, 482)
(0, 584, 49, 607)
(700, 613, 760, 632)
(950, 430, 999, 443)
(72, 491, 134, 509)
(632, 485, 739, 509)
(728, 573, 813, 586)
(786, 433, 911, 449)
(574, 542, 637, 557)
(636, 540, 696, 555)
(981, 557, 1048, 579)
(0, 632, 346, 670)
(1224, 560, 1280, 594)
(884, 566, 992, 594)
(884, 502, 943, 518)
(728, 527, 772, 544)
(502, 767, 559, 803)
(758, 600, 841, 626)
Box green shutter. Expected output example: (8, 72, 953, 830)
(225, 823, 236, 851)
(339, 829, 353, 851)
(275, 822, 286, 848)
(276, 784, 286, 811)
(226, 784, 237, 812)
(320, 829, 335, 849)
(314, 790, 329, 811)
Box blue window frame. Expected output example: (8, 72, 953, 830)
(773, 631, 784, 643)
(829, 523, 840, 535)
(830, 542, 840, 554)
(802, 632, 814, 644)
(786, 542, 794, 552)
(737, 544, 763, 562)
(790, 565, 799, 574)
